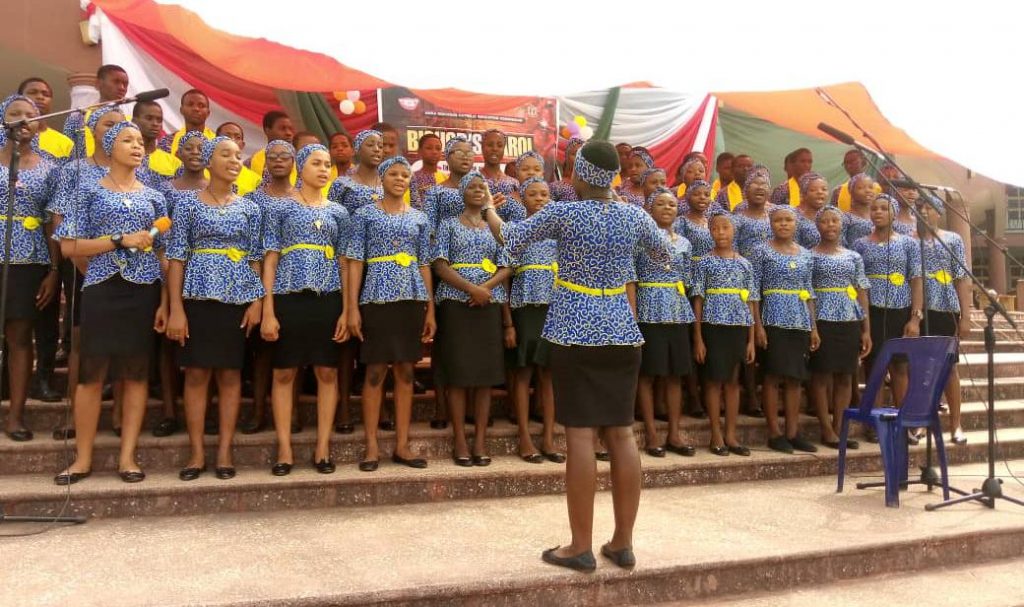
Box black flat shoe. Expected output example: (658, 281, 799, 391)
(152, 418, 178, 438)
(710, 444, 729, 456)
(271, 462, 293, 476)
(541, 547, 596, 572)
(743, 408, 765, 418)
(595, 451, 610, 462)
(52, 427, 76, 441)
(334, 423, 355, 435)
(601, 543, 637, 569)
(645, 446, 666, 458)
(119, 470, 146, 483)
(864, 427, 879, 443)
(684, 408, 706, 419)
(727, 444, 751, 457)
(5, 428, 33, 442)
(768, 435, 794, 454)
(521, 452, 544, 464)
(240, 418, 267, 435)
(54, 470, 91, 486)
(215, 466, 236, 480)
(664, 442, 696, 457)
(314, 458, 336, 474)
(788, 435, 818, 453)
(846, 439, 860, 450)
(358, 459, 379, 472)
(452, 454, 473, 467)
(542, 451, 567, 463)
(471, 454, 491, 467)
(111, 426, 122, 438)
(178, 465, 207, 481)
(392, 453, 428, 469)
(430, 419, 448, 430)
(290, 419, 302, 434)
(378, 420, 395, 432)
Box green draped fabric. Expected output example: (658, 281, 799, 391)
(275, 90, 347, 142)
(593, 87, 620, 142)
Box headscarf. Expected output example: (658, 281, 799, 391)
(925, 192, 945, 215)
(744, 164, 771, 190)
(200, 135, 232, 166)
(876, 193, 899, 217)
(178, 130, 208, 157)
(0, 94, 38, 148)
(574, 148, 617, 188)
(640, 167, 667, 186)
(101, 121, 141, 157)
(645, 186, 676, 209)
(687, 179, 711, 195)
(848, 172, 873, 194)
(353, 129, 382, 154)
(260, 139, 296, 183)
(86, 106, 122, 132)
(768, 204, 797, 219)
(378, 155, 411, 178)
(458, 170, 486, 199)
(630, 146, 654, 169)
(707, 207, 733, 227)
(798, 171, 827, 194)
(518, 176, 548, 199)
(515, 150, 545, 172)
(815, 206, 845, 223)
(294, 143, 328, 190)
(680, 157, 705, 180)
(444, 134, 471, 158)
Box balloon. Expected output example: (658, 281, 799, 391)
(560, 126, 571, 139)
(347, 90, 361, 102)
(332, 91, 347, 101)
(354, 100, 367, 114)
(567, 122, 580, 136)
(579, 125, 594, 140)
(339, 99, 355, 115)
(573, 115, 587, 128)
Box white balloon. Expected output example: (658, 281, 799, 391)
(339, 99, 355, 115)
(579, 125, 594, 140)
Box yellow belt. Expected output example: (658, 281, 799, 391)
(0, 215, 42, 230)
(282, 243, 335, 259)
(451, 258, 497, 274)
(639, 281, 687, 296)
(691, 256, 703, 262)
(367, 252, 417, 267)
(867, 272, 905, 287)
(706, 287, 749, 302)
(555, 278, 626, 296)
(928, 270, 953, 285)
(193, 247, 246, 262)
(515, 262, 558, 275)
(763, 288, 811, 302)
(816, 286, 858, 300)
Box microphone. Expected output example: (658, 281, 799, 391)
(128, 216, 172, 253)
(887, 179, 960, 193)
(106, 89, 171, 109)
(816, 122, 855, 145)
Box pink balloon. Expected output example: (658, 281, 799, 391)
(567, 122, 581, 136)
(346, 90, 361, 102)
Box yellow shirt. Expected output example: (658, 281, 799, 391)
(234, 165, 262, 197)
(169, 127, 217, 157)
(725, 181, 743, 210)
(38, 128, 74, 160)
(710, 178, 722, 201)
(147, 148, 182, 178)
(676, 183, 687, 198)
(835, 179, 884, 212)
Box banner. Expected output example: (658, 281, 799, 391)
(379, 87, 559, 179)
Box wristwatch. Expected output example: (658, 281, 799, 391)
(481, 207, 494, 217)
(111, 234, 125, 249)
(912, 309, 924, 320)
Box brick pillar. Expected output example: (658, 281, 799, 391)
(1016, 280, 1024, 312)
(988, 236, 1008, 294)
(67, 72, 98, 110)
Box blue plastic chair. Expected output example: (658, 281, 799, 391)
(836, 336, 958, 507)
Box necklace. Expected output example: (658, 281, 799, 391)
(299, 189, 324, 206)
(108, 174, 135, 192)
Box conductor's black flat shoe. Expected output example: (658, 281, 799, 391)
(542, 451, 567, 463)
(471, 454, 491, 467)
(727, 444, 751, 457)
(521, 452, 544, 464)
(392, 453, 428, 469)
(314, 459, 336, 474)
(541, 547, 596, 572)
(645, 446, 666, 458)
(709, 444, 729, 456)
(768, 435, 794, 454)
(664, 442, 696, 457)
(271, 462, 292, 476)
(215, 466, 236, 480)
(54, 470, 91, 485)
(358, 459, 379, 472)
(788, 435, 818, 453)
(119, 470, 146, 483)
(452, 454, 473, 467)
(601, 543, 637, 569)
(5, 428, 33, 442)
(178, 465, 206, 481)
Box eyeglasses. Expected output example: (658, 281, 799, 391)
(266, 153, 294, 161)
(449, 149, 475, 158)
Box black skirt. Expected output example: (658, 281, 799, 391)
(79, 275, 160, 383)
(758, 326, 810, 380)
(639, 322, 693, 377)
(272, 290, 342, 369)
(810, 320, 862, 374)
(510, 305, 551, 368)
(700, 324, 748, 382)
(548, 343, 641, 427)
(2, 264, 47, 320)
(868, 306, 910, 366)
(178, 299, 249, 369)
(435, 300, 504, 387)
(360, 300, 426, 364)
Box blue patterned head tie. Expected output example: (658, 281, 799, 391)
(688, 179, 711, 194)
(574, 152, 617, 188)
(518, 176, 548, 199)
(876, 193, 899, 217)
(925, 193, 944, 215)
(798, 171, 827, 194)
(101, 120, 141, 156)
(744, 165, 771, 190)
(86, 106, 122, 132)
(848, 172, 872, 192)
(815, 206, 844, 223)
(378, 155, 411, 178)
(646, 186, 676, 209)
(630, 146, 654, 169)
(180, 130, 208, 150)
(515, 150, 545, 172)
(459, 170, 486, 199)
(444, 134, 471, 158)
(260, 139, 296, 183)
(681, 157, 705, 177)
(707, 207, 733, 227)
(294, 143, 329, 190)
(200, 135, 233, 166)
(768, 204, 797, 219)
(354, 129, 382, 154)
(0, 94, 39, 147)
(640, 167, 667, 185)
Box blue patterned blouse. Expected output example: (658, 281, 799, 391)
(327, 176, 383, 217)
(812, 248, 869, 322)
(852, 233, 922, 309)
(502, 199, 670, 346)
(750, 243, 815, 330)
(549, 180, 577, 202)
(508, 239, 557, 308)
(635, 233, 695, 324)
(616, 187, 645, 207)
(732, 211, 772, 258)
(166, 193, 264, 304)
(263, 199, 350, 295)
(154, 183, 202, 218)
(1, 159, 57, 265)
(422, 185, 463, 236)
(692, 254, 757, 326)
(345, 204, 431, 304)
(54, 184, 167, 286)
(921, 230, 967, 313)
(796, 213, 821, 248)
(432, 217, 510, 304)
(842, 213, 874, 249)
(47, 159, 107, 218)
(410, 169, 439, 209)
(673, 215, 714, 260)
(485, 174, 526, 222)
(893, 218, 915, 236)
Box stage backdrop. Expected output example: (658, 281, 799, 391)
(379, 88, 559, 179)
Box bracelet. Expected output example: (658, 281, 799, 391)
(503, 323, 513, 328)
(48, 265, 59, 273)
(481, 207, 494, 216)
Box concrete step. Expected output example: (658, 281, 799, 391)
(2, 460, 1022, 607)
(2, 428, 1022, 520)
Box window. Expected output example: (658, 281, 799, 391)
(1007, 186, 1024, 232)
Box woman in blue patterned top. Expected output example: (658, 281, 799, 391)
(842, 173, 876, 248)
(549, 137, 583, 202)
(750, 206, 820, 454)
(166, 136, 264, 481)
(635, 188, 697, 459)
(692, 211, 757, 457)
(851, 194, 923, 407)
(640, 168, 668, 207)
(615, 146, 651, 207)
(423, 135, 475, 237)
(483, 140, 671, 572)
(327, 129, 384, 216)
(891, 180, 918, 236)
(53, 121, 169, 485)
(261, 144, 350, 476)
(918, 198, 972, 445)
(432, 171, 512, 467)
(808, 206, 871, 450)
(795, 172, 826, 248)
(480, 129, 525, 222)
(0, 95, 61, 442)
(506, 177, 564, 464)
(345, 156, 436, 470)
(512, 151, 545, 196)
